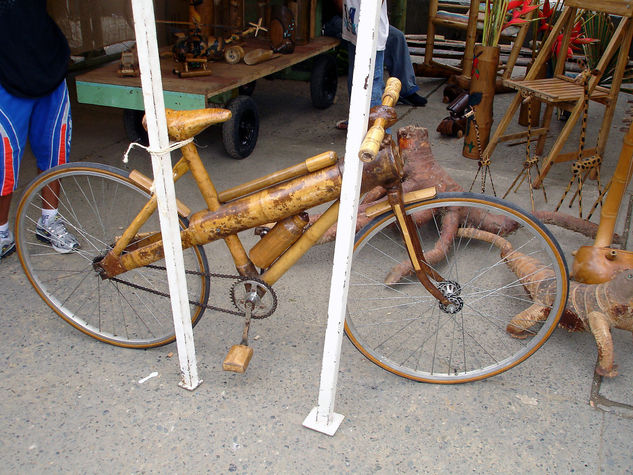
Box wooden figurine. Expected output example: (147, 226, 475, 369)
(118, 48, 139, 77)
(206, 17, 267, 60)
(171, 18, 267, 77)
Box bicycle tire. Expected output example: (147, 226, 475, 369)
(346, 192, 568, 383)
(15, 163, 210, 348)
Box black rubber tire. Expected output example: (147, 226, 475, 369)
(123, 109, 149, 146)
(238, 81, 256, 96)
(222, 95, 259, 159)
(310, 54, 338, 109)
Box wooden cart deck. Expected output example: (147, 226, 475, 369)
(76, 36, 340, 110)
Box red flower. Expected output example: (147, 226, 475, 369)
(503, 1, 540, 33)
(538, 0, 553, 32)
(552, 21, 598, 59)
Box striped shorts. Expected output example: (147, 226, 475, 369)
(0, 80, 71, 196)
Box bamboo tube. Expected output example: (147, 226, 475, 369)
(218, 151, 338, 202)
(462, 45, 500, 160)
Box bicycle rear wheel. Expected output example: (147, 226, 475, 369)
(15, 163, 210, 348)
(346, 192, 568, 383)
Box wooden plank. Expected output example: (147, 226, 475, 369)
(564, 0, 633, 17)
(76, 36, 339, 108)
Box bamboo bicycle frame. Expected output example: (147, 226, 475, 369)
(96, 78, 450, 305)
(96, 118, 408, 280)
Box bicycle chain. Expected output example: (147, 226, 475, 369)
(109, 264, 277, 318)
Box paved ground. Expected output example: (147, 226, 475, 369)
(1, 67, 632, 473)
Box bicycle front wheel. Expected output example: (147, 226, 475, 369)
(346, 192, 568, 383)
(15, 163, 210, 348)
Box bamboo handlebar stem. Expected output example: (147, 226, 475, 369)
(359, 78, 402, 162)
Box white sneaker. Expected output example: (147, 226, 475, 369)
(0, 229, 15, 259)
(36, 214, 80, 254)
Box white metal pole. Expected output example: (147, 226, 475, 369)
(130, 0, 202, 390)
(303, 0, 381, 436)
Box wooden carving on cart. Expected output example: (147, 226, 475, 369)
(206, 18, 268, 64)
(269, 5, 296, 54)
(118, 47, 139, 77)
(171, 18, 268, 77)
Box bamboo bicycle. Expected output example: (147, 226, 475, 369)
(15, 79, 569, 383)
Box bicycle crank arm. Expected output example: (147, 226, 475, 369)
(223, 290, 257, 373)
(386, 188, 449, 306)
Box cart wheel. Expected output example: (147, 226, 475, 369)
(310, 54, 337, 109)
(238, 81, 256, 96)
(222, 96, 259, 159)
(123, 109, 148, 146)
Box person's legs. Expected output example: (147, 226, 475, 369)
(29, 80, 78, 253)
(30, 79, 71, 214)
(0, 84, 32, 259)
(30, 79, 71, 174)
(347, 42, 385, 107)
(340, 43, 386, 130)
(384, 26, 426, 106)
(0, 83, 31, 227)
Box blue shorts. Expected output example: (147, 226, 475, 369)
(0, 80, 72, 196)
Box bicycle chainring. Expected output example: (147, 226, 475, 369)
(230, 278, 278, 319)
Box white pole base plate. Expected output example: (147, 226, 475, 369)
(178, 379, 203, 391)
(302, 407, 344, 436)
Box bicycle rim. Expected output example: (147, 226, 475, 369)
(15, 163, 210, 348)
(346, 192, 568, 383)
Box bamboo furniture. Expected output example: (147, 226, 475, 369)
(483, 0, 633, 188)
(422, 0, 533, 85)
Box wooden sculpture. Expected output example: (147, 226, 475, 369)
(572, 121, 633, 284)
(462, 227, 633, 378)
(171, 16, 267, 76)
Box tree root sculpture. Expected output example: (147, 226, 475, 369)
(311, 126, 619, 283)
(314, 125, 609, 283)
(460, 227, 633, 378)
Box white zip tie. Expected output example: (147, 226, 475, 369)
(123, 137, 194, 164)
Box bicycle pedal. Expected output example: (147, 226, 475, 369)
(223, 344, 253, 373)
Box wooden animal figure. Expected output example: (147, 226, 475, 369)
(437, 92, 469, 138)
(458, 227, 633, 378)
(436, 116, 467, 137)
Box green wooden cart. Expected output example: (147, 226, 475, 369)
(76, 36, 340, 158)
